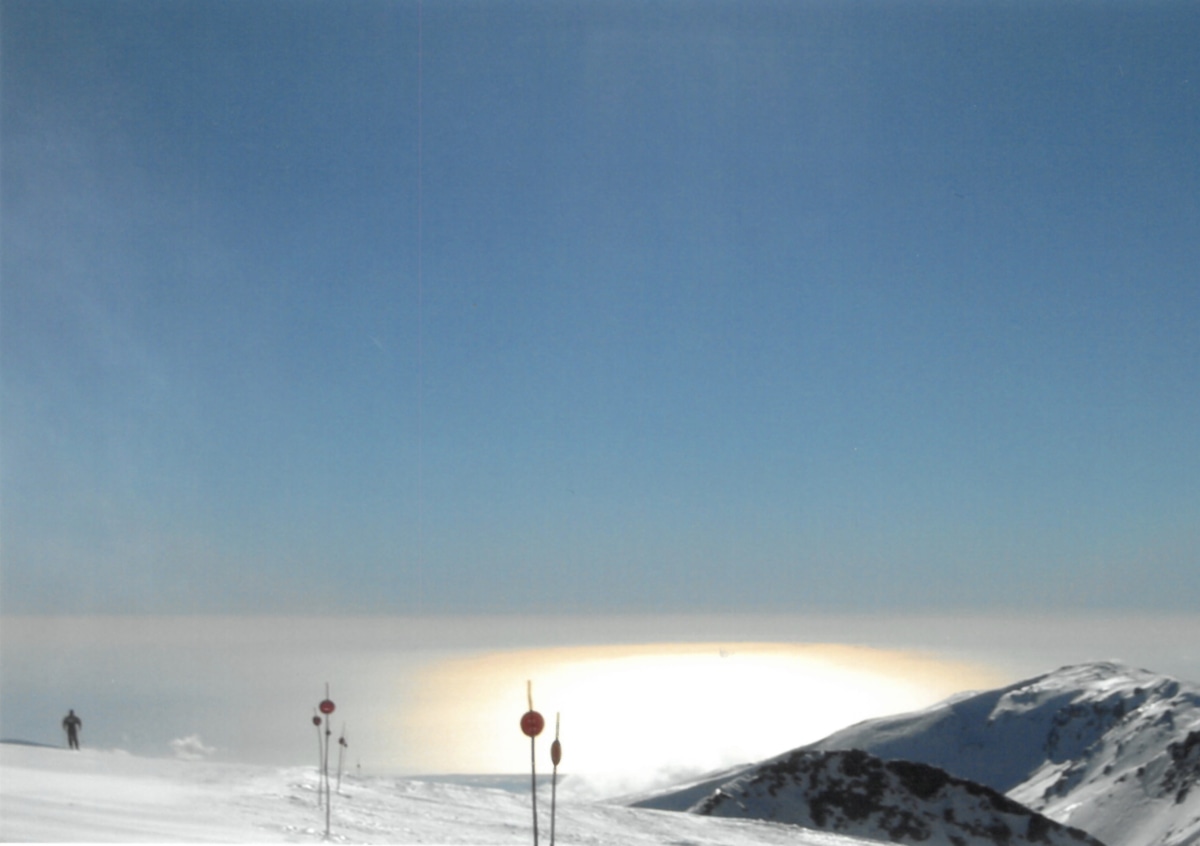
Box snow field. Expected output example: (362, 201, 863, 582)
(0, 743, 879, 845)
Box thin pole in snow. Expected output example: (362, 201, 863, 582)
(550, 713, 562, 846)
(323, 684, 332, 838)
(317, 684, 337, 840)
(529, 682, 538, 846)
(313, 711, 324, 808)
(520, 680, 546, 846)
(530, 727, 538, 846)
(336, 725, 347, 794)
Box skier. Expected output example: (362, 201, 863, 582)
(62, 709, 82, 750)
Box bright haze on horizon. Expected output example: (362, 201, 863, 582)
(1, 0, 1198, 778)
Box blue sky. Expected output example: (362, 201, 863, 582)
(2, 0, 1198, 616)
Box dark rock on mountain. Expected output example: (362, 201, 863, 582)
(691, 748, 1105, 846)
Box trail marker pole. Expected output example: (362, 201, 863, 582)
(549, 713, 562, 846)
(336, 726, 347, 794)
(312, 713, 324, 808)
(318, 686, 337, 840)
(520, 680, 545, 846)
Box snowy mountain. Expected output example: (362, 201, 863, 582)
(641, 662, 1200, 846)
(805, 662, 1200, 846)
(692, 748, 1103, 846)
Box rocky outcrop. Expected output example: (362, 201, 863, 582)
(692, 748, 1106, 846)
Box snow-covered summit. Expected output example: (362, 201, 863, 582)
(804, 662, 1200, 846)
(808, 663, 1192, 788)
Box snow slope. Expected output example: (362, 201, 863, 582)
(637, 663, 1199, 846)
(0, 742, 891, 844)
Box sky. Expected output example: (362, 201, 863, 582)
(2, 0, 1199, 620)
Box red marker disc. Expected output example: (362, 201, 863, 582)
(320, 699, 336, 715)
(520, 710, 545, 738)
(550, 739, 562, 766)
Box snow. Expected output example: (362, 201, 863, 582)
(686, 750, 1103, 846)
(796, 663, 1200, 846)
(0, 742, 884, 844)
(6, 662, 1200, 845)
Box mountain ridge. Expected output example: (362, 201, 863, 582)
(638, 662, 1200, 846)
(693, 747, 1105, 846)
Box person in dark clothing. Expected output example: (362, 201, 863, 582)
(62, 709, 82, 750)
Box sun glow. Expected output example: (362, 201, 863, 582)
(400, 642, 1006, 791)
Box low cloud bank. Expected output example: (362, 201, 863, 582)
(170, 734, 215, 760)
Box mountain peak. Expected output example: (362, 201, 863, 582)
(639, 661, 1200, 846)
(806, 661, 1200, 846)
